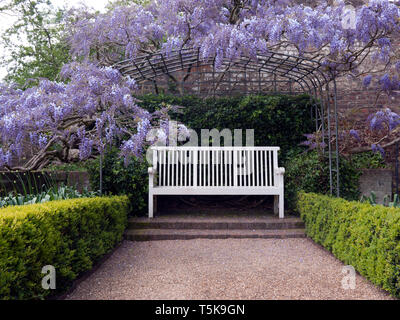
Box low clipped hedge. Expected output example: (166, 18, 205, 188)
(0, 196, 130, 300)
(297, 192, 400, 297)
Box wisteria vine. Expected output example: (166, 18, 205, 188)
(1, 0, 400, 170)
(68, 0, 400, 89)
(0, 63, 187, 170)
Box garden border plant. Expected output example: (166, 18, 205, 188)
(0, 196, 129, 300)
(297, 192, 400, 297)
(85, 147, 149, 216)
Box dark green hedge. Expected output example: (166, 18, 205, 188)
(86, 148, 148, 216)
(0, 196, 129, 300)
(138, 93, 315, 161)
(297, 192, 400, 297)
(285, 150, 361, 209)
(285, 151, 386, 210)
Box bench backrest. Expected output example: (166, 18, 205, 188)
(150, 147, 280, 188)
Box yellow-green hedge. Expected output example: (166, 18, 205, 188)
(297, 192, 400, 297)
(0, 196, 129, 300)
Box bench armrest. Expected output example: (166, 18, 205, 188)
(276, 167, 285, 175)
(148, 167, 156, 175)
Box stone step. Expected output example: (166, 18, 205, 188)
(128, 217, 304, 230)
(124, 228, 306, 241)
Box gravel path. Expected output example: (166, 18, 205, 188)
(65, 239, 393, 300)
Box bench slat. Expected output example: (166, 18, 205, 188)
(151, 147, 281, 189)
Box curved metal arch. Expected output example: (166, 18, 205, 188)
(114, 48, 330, 93)
(113, 47, 339, 197)
(224, 55, 323, 93)
(219, 57, 310, 90)
(118, 58, 311, 95)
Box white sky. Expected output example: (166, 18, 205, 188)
(0, 0, 110, 80)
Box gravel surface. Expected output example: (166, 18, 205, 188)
(65, 239, 393, 300)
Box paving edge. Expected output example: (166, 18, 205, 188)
(124, 229, 306, 241)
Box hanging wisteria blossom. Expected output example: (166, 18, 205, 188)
(0, 63, 181, 170)
(67, 0, 400, 79)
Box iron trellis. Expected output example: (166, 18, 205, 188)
(113, 48, 340, 196)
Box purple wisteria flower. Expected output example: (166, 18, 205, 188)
(396, 61, 400, 74)
(372, 143, 385, 157)
(0, 62, 174, 169)
(0, 148, 11, 167)
(369, 108, 400, 131)
(65, 0, 400, 86)
(379, 74, 400, 93)
(363, 75, 372, 87)
(38, 135, 48, 149)
(349, 129, 360, 141)
(299, 133, 326, 151)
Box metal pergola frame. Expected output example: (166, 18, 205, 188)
(113, 48, 340, 196)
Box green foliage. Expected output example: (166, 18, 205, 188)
(360, 191, 378, 206)
(106, 0, 151, 10)
(284, 150, 361, 210)
(297, 192, 400, 297)
(0, 196, 129, 300)
(85, 147, 148, 216)
(0, 0, 70, 85)
(350, 151, 387, 170)
(137, 93, 315, 161)
(45, 162, 89, 172)
(0, 171, 57, 197)
(366, 194, 400, 208)
(0, 170, 95, 208)
(385, 194, 400, 208)
(0, 185, 98, 208)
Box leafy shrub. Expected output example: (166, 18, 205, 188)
(0, 171, 59, 197)
(386, 194, 400, 207)
(360, 191, 379, 206)
(0, 196, 129, 300)
(0, 185, 98, 208)
(297, 192, 400, 297)
(284, 150, 361, 210)
(45, 162, 89, 172)
(349, 151, 386, 169)
(138, 93, 315, 162)
(86, 147, 148, 216)
(361, 192, 400, 208)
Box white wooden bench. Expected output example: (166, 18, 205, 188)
(148, 146, 285, 218)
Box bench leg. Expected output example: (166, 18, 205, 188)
(273, 195, 279, 216)
(148, 193, 154, 218)
(279, 193, 284, 219)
